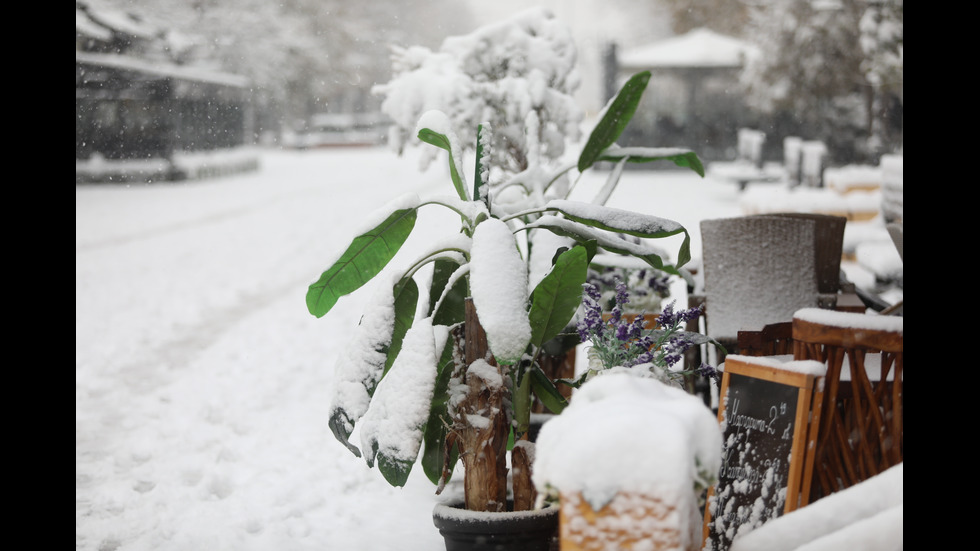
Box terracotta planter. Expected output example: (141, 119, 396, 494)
(432, 499, 559, 551)
(558, 491, 701, 551)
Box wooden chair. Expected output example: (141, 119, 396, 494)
(792, 308, 903, 505)
(736, 321, 793, 357)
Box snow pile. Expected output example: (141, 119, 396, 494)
(880, 154, 903, 222)
(730, 463, 903, 551)
(823, 165, 882, 194)
(793, 307, 903, 334)
(719, 354, 826, 377)
(738, 186, 881, 218)
(532, 371, 721, 549)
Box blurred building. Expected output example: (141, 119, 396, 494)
(610, 28, 761, 164)
(76, 1, 257, 182)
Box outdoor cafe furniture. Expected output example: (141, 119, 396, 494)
(791, 307, 903, 504)
(691, 213, 847, 360)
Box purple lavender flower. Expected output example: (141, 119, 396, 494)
(615, 321, 631, 341)
(649, 273, 671, 296)
(577, 282, 605, 341)
(697, 362, 719, 382)
(656, 301, 703, 328)
(615, 279, 630, 308)
(656, 301, 677, 328)
(628, 314, 646, 340)
(577, 277, 718, 389)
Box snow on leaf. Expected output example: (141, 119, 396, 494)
(469, 218, 532, 365)
(327, 275, 399, 457)
(359, 317, 439, 486)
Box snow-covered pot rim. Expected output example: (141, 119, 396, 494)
(432, 498, 559, 526)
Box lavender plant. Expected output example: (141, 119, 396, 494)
(575, 279, 723, 388)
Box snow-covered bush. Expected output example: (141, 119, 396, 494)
(372, 7, 583, 176)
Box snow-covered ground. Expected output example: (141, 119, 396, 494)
(76, 145, 900, 551)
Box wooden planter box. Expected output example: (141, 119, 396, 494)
(559, 491, 701, 551)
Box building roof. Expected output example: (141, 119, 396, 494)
(76, 1, 160, 41)
(618, 28, 760, 70)
(76, 51, 249, 88)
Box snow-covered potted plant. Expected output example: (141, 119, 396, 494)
(373, 9, 706, 436)
(306, 70, 705, 548)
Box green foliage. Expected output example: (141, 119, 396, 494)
(529, 364, 569, 414)
(528, 245, 589, 350)
(578, 71, 651, 172)
(597, 148, 705, 177)
(386, 278, 419, 375)
(418, 127, 469, 202)
(306, 208, 418, 317)
(421, 337, 458, 485)
(428, 259, 466, 326)
(328, 408, 361, 458)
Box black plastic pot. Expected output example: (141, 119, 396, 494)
(432, 499, 559, 551)
(527, 412, 556, 443)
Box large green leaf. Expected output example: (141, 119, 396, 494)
(327, 279, 410, 457)
(418, 126, 468, 202)
(528, 246, 589, 349)
(528, 216, 690, 275)
(530, 364, 568, 414)
(421, 335, 459, 485)
(365, 318, 440, 487)
(307, 208, 418, 317)
(597, 147, 705, 177)
(577, 71, 651, 173)
(547, 200, 686, 239)
(385, 277, 419, 376)
(377, 448, 413, 488)
(541, 201, 692, 269)
(429, 259, 467, 326)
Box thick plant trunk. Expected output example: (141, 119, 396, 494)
(511, 443, 537, 511)
(456, 298, 509, 512)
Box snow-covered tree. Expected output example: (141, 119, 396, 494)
(738, 0, 902, 162)
(659, 0, 751, 36)
(372, 7, 584, 177)
(859, 0, 903, 154)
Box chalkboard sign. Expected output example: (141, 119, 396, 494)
(701, 356, 823, 551)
